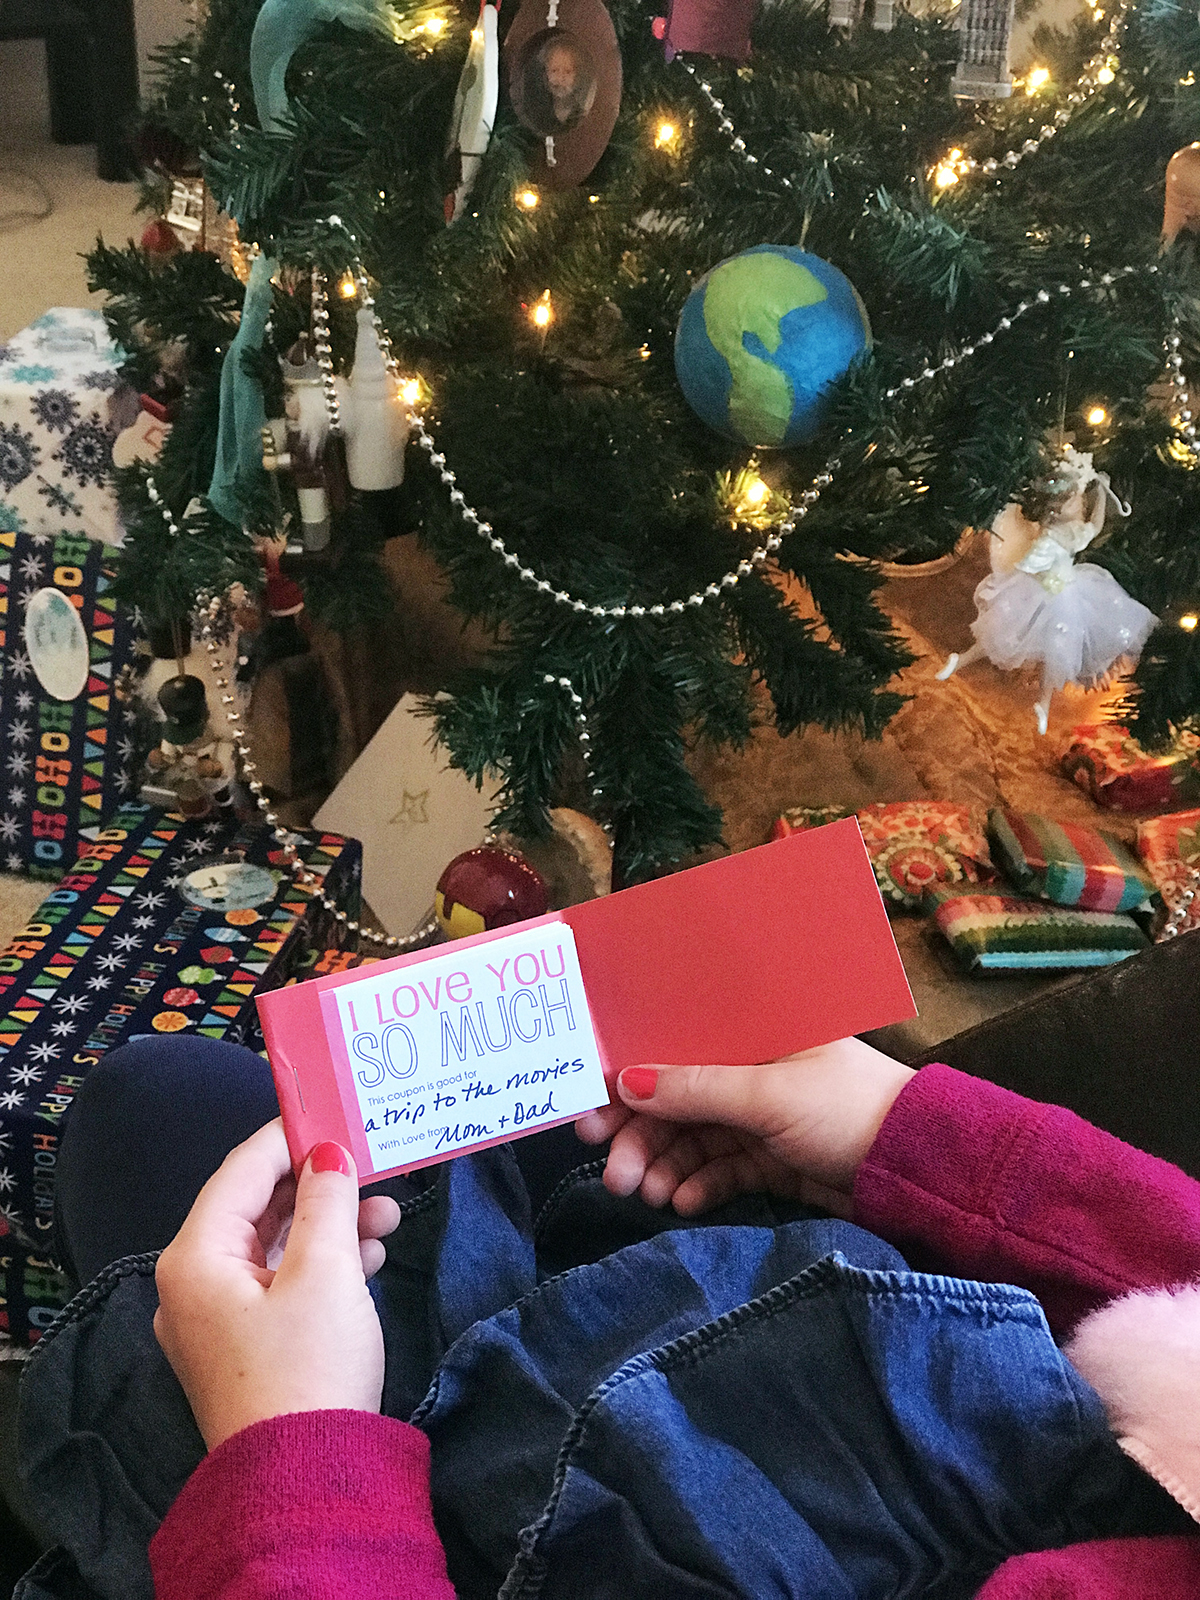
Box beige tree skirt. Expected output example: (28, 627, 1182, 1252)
(689, 530, 1140, 1060)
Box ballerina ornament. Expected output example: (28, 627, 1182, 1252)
(937, 447, 1158, 735)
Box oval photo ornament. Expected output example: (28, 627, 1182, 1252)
(504, 0, 621, 188)
(23, 587, 90, 701)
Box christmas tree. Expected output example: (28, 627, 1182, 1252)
(90, 0, 1200, 883)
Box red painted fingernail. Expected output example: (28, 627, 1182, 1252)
(621, 1068, 658, 1101)
(309, 1141, 351, 1177)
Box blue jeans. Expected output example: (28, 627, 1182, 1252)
(16, 1041, 1187, 1599)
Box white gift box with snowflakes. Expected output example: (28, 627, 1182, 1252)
(0, 308, 124, 547)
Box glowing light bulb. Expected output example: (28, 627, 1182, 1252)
(531, 290, 554, 329)
(1181, 613, 1199, 631)
(338, 273, 358, 299)
(1086, 405, 1108, 426)
(655, 121, 679, 148)
(935, 163, 960, 188)
(400, 378, 421, 405)
(1026, 66, 1050, 92)
(743, 476, 769, 507)
(1096, 61, 1116, 83)
(588, 193, 600, 203)
(516, 188, 540, 210)
(424, 14, 446, 33)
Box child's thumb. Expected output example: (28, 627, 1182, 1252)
(616, 1062, 784, 1137)
(279, 1141, 363, 1281)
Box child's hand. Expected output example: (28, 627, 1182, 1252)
(575, 1037, 914, 1218)
(153, 1119, 400, 1452)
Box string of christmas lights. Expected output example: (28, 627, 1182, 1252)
(935, 0, 1130, 185)
(675, 0, 1130, 199)
(306, 256, 1155, 625)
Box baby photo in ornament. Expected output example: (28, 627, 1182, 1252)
(937, 446, 1159, 736)
(503, 0, 621, 187)
(512, 30, 598, 133)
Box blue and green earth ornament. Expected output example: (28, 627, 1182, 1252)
(674, 244, 871, 448)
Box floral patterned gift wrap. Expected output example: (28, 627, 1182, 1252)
(772, 801, 997, 909)
(1059, 724, 1200, 812)
(1136, 809, 1200, 936)
(0, 309, 124, 547)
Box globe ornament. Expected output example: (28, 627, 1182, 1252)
(674, 244, 871, 448)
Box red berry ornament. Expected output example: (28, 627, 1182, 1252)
(435, 846, 548, 940)
(140, 219, 183, 258)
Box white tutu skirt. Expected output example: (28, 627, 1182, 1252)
(970, 563, 1158, 692)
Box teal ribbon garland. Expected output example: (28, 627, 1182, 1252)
(207, 252, 279, 526)
(250, 0, 392, 132)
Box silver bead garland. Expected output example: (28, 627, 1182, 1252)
(677, 60, 794, 191)
(189, 589, 439, 952)
(144, 475, 184, 538)
(141, 221, 1186, 934)
(331, 253, 1152, 621)
(1160, 880, 1199, 940)
(146, 248, 1164, 631)
(949, 0, 1129, 181)
(1165, 322, 1198, 454)
(542, 673, 612, 833)
(310, 266, 343, 434)
(677, 0, 1129, 191)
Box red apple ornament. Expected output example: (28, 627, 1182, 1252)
(141, 218, 183, 258)
(435, 846, 548, 939)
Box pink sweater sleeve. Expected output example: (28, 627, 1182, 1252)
(853, 1064, 1200, 1336)
(149, 1409, 455, 1600)
(973, 1537, 1200, 1599)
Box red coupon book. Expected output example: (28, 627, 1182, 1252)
(257, 819, 916, 1182)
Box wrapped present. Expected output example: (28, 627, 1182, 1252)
(927, 885, 1150, 973)
(1136, 809, 1200, 936)
(0, 529, 138, 877)
(1059, 724, 1200, 812)
(1, 1234, 72, 1347)
(987, 810, 1156, 914)
(0, 309, 124, 547)
(0, 802, 361, 1348)
(772, 801, 995, 909)
(771, 806, 851, 839)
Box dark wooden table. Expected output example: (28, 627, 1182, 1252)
(0, 0, 140, 180)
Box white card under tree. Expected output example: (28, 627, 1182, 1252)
(313, 694, 498, 936)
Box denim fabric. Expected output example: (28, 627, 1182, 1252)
(17, 1147, 1184, 1600)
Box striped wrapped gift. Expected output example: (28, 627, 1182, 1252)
(987, 810, 1156, 914)
(928, 886, 1150, 972)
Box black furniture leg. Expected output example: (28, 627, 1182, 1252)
(44, 12, 95, 143)
(89, 0, 139, 181)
